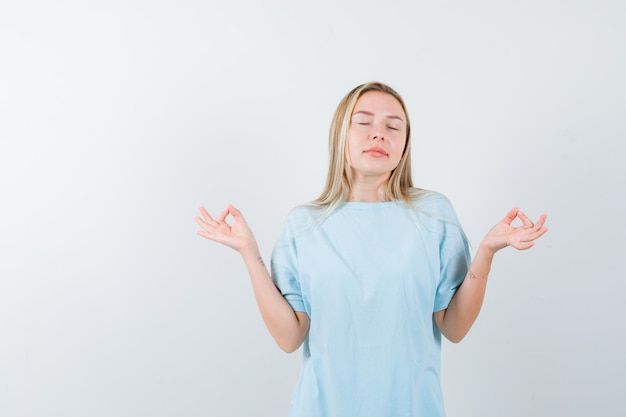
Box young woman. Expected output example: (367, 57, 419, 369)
(196, 82, 548, 416)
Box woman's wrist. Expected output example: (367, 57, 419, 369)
(239, 242, 262, 262)
(472, 242, 495, 274)
(478, 237, 504, 258)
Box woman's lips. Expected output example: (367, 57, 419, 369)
(363, 147, 388, 157)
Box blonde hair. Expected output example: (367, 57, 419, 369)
(312, 82, 417, 211)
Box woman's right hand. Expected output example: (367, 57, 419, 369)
(196, 204, 310, 352)
(195, 204, 257, 253)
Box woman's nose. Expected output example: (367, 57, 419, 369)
(370, 123, 384, 141)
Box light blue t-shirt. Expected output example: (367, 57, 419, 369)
(270, 192, 470, 417)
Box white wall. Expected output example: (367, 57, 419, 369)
(1, 1, 624, 416)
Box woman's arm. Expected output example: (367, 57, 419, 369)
(434, 208, 548, 343)
(196, 205, 310, 353)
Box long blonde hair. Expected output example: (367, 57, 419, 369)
(312, 82, 416, 211)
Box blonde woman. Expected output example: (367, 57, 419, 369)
(196, 82, 548, 416)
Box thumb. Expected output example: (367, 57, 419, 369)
(502, 207, 519, 225)
(227, 204, 245, 221)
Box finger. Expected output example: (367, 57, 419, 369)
(227, 204, 245, 223)
(526, 225, 549, 241)
(502, 208, 519, 226)
(513, 224, 548, 250)
(516, 241, 535, 250)
(199, 206, 214, 223)
(195, 215, 209, 228)
(511, 236, 535, 250)
(198, 207, 222, 230)
(215, 207, 229, 224)
(532, 214, 547, 230)
(197, 229, 226, 244)
(197, 229, 211, 239)
(524, 214, 548, 238)
(518, 211, 534, 229)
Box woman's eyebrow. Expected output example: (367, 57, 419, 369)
(352, 110, 405, 123)
(386, 115, 405, 123)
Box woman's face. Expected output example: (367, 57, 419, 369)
(346, 91, 407, 181)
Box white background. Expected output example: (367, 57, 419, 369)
(1, 1, 624, 416)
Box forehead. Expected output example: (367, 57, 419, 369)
(352, 91, 405, 119)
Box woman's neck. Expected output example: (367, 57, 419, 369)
(348, 175, 389, 202)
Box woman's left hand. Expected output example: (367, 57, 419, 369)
(482, 208, 548, 254)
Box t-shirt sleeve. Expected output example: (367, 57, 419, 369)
(270, 215, 306, 313)
(433, 197, 471, 312)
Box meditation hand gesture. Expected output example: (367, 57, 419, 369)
(195, 204, 256, 253)
(482, 208, 548, 253)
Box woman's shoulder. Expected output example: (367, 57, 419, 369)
(281, 203, 325, 229)
(406, 188, 460, 224)
(286, 202, 323, 218)
(408, 188, 452, 208)
(274, 203, 326, 244)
